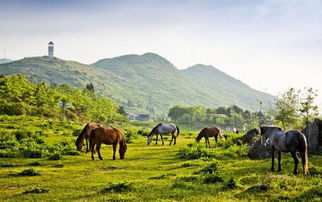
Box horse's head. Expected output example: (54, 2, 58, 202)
(119, 142, 127, 159)
(260, 125, 282, 146)
(147, 134, 153, 145)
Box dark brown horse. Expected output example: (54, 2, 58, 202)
(196, 126, 225, 148)
(75, 123, 102, 152)
(89, 127, 127, 160)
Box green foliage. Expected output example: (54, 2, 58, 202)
(168, 105, 264, 131)
(178, 145, 215, 160)
(149, 173, 176, 180)
(299, 87, 319, 126)
(0, 74, 124, 122)
(224, 178, 243, 190)
(195, 161, 220, 175)
(295, 186, 322, 201)
(23, 186, 49, 194)
(203, 174, 224, 184)
(101, 181, 134, 193)
(18, 168, 41, 176)
(48, 153, 62, 160)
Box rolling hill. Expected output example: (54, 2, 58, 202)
(0, 54, 275, 116)
(0, 58, 13, 64)
(181, 64, 274, 110)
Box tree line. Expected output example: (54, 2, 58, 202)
(0, 74, 126, 123)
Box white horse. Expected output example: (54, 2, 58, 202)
(147, 123, 180, 145)
(260, 125, 308, 175)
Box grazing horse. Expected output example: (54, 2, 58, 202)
(196, 126, 225, 148)
(260, 126, 308, 175)
(89, 127, 127, 160)
(75, 123, 102, 152)
(147, 123, 180, 145)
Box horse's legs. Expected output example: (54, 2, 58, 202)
(271, 149, 275, 172)
(155, 134, 158, 144)
(85, 138, 89, 153)
(215, 136, 218, 147)
(207, 138, 211, 148)
(161, 134, 164, 145)
(169, 132, 174, 145)
(205, 137, 208, 148)
(291, 151, 298, 175)
(277, 152, 282, 172)
(112, 143, 117, 160)
(174, 136, 177, 145)
(97, 143, 103, 160)
(90, 143, 95, 160)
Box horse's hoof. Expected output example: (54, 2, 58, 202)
(113, 157, 116, 160)
(271, 168, 275, 172)
(293, 171, 298, 175)
(99, 158, 103, 160)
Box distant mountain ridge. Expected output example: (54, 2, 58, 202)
(0, 53, 275, 116)
(181, 64, 274, 110)
(0, 58, 13, 64)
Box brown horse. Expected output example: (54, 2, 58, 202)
(196, 126, 225, 148)
(89, 127, 127, 160)
(75, 123, 102, 152)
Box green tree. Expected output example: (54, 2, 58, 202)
(274, 88, 300, 130)
(299, 88, 319, 127)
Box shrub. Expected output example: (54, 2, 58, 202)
(52, 163, 64, 168)
(195, 161, 219, 175)
(204, 174, 224, 184)
(246, 184, 269, 193)
(0, 149, 16, 158)
(18, 168, 41, 176)
(149, 173, 176, 180)
(48, 153, 62, 160)
(124, 129, 138, 143)
(177, 176, 198, 182)
(295, 186, 322, 201)
(101, 181, 134, 193)
(23, 186, 48, 194)
(223, 178, 242, 190)
(29, 161, 41, 166)
(178, 145, 215, 160)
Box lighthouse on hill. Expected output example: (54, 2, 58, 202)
(48, 41, 54, 58)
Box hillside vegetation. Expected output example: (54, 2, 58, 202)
(0, 53, 275, 116)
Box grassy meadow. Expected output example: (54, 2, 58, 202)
(0, 116, 321, 201)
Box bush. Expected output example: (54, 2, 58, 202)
(101, 181, 134, 193)
(18, 168, 41, 176)
(0, 149, 16, 158)
(124, 129, 138, 143)
(29, 161, 41, 166)
(149, 173, 176, 180)
(178, 145, 215, 160)
(195, 161, 219, 175)
(223, 178, 242, 190)
(204, 174, 224, 184)
(23, 186, 48, 194)
(48, 153, 62, 160)
(52, 163, 64, 168)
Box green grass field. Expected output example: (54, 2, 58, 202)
(0, 119, 321, 201)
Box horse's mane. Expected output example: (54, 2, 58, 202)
(148, 123, 162, 137)
(196, 127, 208, 141)
(75, 123, 89, 147)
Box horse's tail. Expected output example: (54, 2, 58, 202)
(298, 131, 309, 175)
(218, 128, 225, 140)
(75, 123, 89, 151)
(176, 125, 180, 138)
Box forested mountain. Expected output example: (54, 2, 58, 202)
(182, 64, 274, 110)
(0, 54, 275, 117)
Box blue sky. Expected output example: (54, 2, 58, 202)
(1, 0, 322, 107)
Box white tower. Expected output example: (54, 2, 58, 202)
(48, 41, 54, 57)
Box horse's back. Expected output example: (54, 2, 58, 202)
(207, 126, 220, 137)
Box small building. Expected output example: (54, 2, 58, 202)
(48, 41, 54, 57)
(127, 112, 153, 122)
